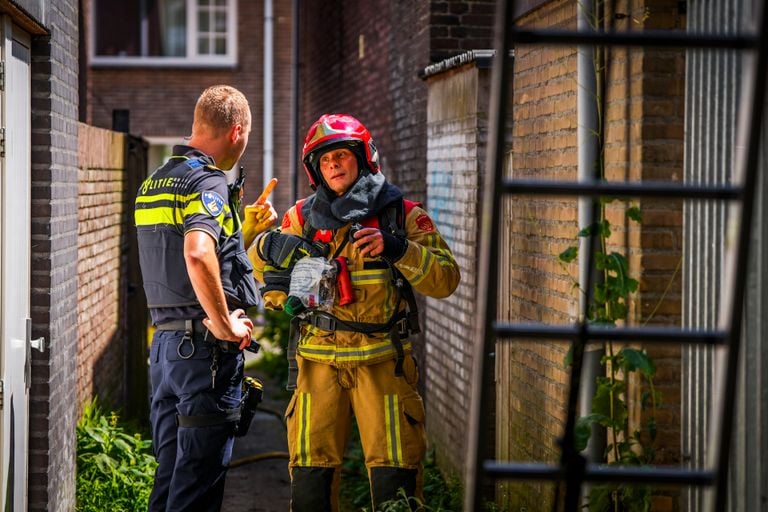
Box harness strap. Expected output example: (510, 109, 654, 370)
(285, 311, 409, 390)
(176, 407, 240, 428)
(307, 310, 407, 334)
(288, 197, 421, 381)
(286, 316, 302, 391)
(389, 323, 406, 377)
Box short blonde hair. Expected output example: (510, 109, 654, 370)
(193, 85, 251, 136)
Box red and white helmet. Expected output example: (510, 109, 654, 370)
(301, 113, 379, 190)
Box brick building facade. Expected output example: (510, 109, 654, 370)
(83, 0, 296, 214)
(76, 125, 128, 411)
(495, 0, 685, 508)
(16, 1, 82, 510)
(0, 0, 749, 510)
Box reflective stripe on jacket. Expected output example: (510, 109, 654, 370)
(136, 150, 258, 324)
(249, 201, 460, 367)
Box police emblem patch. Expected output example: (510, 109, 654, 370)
(202, 191, 225, 216)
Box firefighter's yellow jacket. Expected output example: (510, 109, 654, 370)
(247, 200, 460, 368)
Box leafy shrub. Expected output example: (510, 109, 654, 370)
(76, 400, 157, 511)
(340, 424, 463, 512)
(247, 307, 292, 388)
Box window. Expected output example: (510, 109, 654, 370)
(92, 0, 237, 67)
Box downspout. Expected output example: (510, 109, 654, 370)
(577, 0, 605, 467)
(290, 0, 299, 203)
(263, 0, 274, 188)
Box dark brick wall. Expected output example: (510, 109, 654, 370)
(25, 0, 81, 509)
(87, 0, 295, 215)
(297, 1, 432, 201)
(296, 0, 495, 219)
(430, 0, 496, 62)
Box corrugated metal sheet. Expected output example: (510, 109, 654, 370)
(683, 0, 768, 510)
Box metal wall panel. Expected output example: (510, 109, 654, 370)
(683, 0, 768, 510)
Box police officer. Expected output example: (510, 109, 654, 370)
(248, 114, 460, 511)
(135, 85, 277, 511)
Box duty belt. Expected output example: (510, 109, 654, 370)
(155, 318, 239, 355)
(156, 318, 207, 333)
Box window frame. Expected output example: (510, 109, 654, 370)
(90, 0, 238, 68)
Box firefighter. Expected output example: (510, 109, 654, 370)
(135, 85, 277, 511)
(248, 113, 460, 511)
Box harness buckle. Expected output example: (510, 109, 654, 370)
(313, 315, 336, 331)
(397, 318, 409, 338)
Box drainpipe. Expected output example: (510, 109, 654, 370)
(290, 0, 299, 204)
(263, 0, 274, 189)
(577, 0, 605, 467)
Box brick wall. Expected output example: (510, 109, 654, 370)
(496, 1, 578, 507)
(87, 0, 295, 215)
(603, 0, 685, 475)
(493, 0, 685, 508)
(76, 124, 127, 411)
(429, 0, 496, 62)
(423, 61, 489, 475)
(27, 0, 81, 509)
(298, 0, 435, 200)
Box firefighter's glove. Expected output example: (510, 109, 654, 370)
(380, 231, 408, 262)
(260, 265, 290, 310)
(242, 201, 277, 248)
(256, 231, 325, 270)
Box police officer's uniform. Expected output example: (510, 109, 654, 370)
(135, 145, 258, 511)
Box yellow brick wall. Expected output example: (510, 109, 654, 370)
(496, 0, 684, 509)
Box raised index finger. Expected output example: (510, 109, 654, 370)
(256, 178, 278, 204)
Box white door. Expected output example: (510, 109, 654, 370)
(0, 19, 31, 512)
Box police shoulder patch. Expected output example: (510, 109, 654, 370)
(201, 191, 225, 216)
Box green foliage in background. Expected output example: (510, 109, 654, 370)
(76, 400, 157, 512)
(246, 307, 292, 389)
(340, 424, 463, 512)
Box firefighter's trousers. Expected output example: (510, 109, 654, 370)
(285, 355, 427, 511)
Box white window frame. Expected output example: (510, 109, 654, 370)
(91, 0, 238, 68)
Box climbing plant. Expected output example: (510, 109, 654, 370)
(559, 203, 660, 512)
(552, 0, 663, 507)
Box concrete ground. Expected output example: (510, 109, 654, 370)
(222, 368, 292, 511)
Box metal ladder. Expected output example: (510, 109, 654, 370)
(464, 1, 768, 511)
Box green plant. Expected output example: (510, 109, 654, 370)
(339, 423, 463, 512)
(559, 208, 661, 512)
(76, 399, 157, 511)
(554, 1, 662, 508)
(247, 306, 292, 387)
